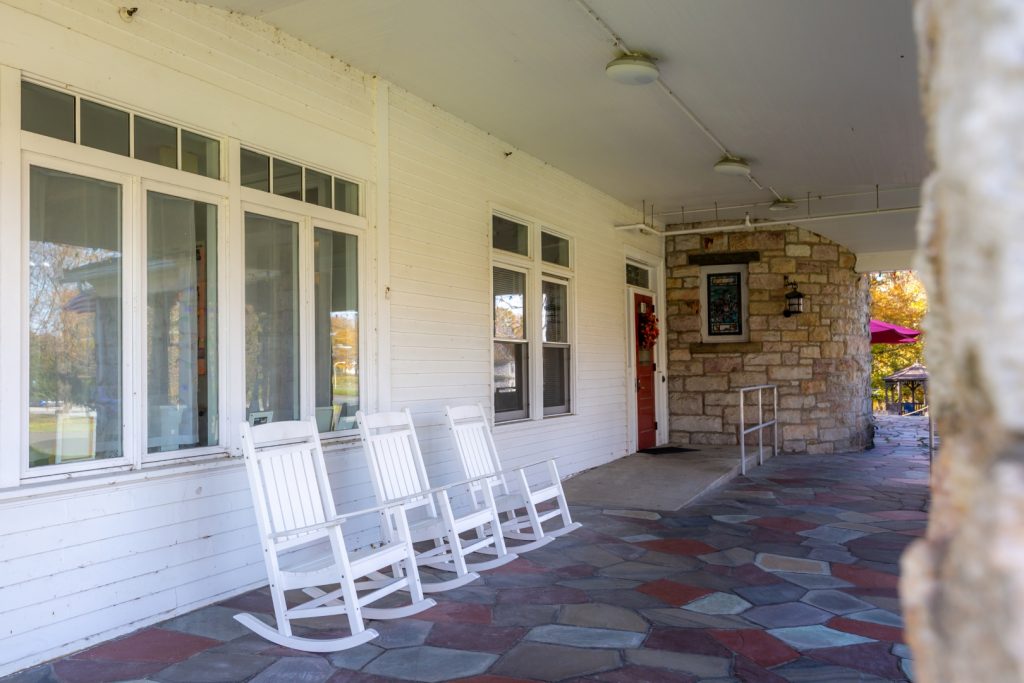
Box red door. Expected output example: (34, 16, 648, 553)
(634, 292, 657, 451)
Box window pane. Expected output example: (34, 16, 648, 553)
(22, 82, 75, 143)
(494, 341, 527, 418)
(541, 232, 569, 267)
(81, 100, 129, 156)
(626, 263, 650, 288)
(147, 192, 218, 453)
(241, 148, 270, 191)
(135, 116, 177, 169)
(245, 213, 299, 424)
(306, 169, 332, 208)
(542, 281, 567, 343)
(493, 267, 525, 340)
(334, 178, 359, 215)
(181, 130, 220, 179)
(492, 215, 528, 255)
(273, 159, 302, 200)
(28, 167, 122, 467)
(314, 229, 358, 432)
(543, 346, 570, 413)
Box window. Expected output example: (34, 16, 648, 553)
(493, 267, 528, 420)
(245, 213, 300, 425)
(542, 279, 570, 415)
(626, 262, 650, 289)
(491, 214, 573, 422)
(21, 81, 221, 179)
(28, 167, 123, 467)
(242, 212, 361, 433)
(314, 229, 359, 431)
(146, 192, 218, 454)
(15, 78, 366, 479)
(240, 147, 361, 216)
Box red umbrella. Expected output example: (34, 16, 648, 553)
(870, 319, 921, 344)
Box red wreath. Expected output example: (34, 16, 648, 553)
(638, 310, 659, 348)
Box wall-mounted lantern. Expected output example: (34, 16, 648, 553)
(783, 279, 805, 317)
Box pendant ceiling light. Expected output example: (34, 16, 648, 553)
(605, 53, 660, 85)
(769, 198, 798, 211)
(713, 154, 751, 176)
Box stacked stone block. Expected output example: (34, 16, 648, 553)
(665, 224, 872, 454)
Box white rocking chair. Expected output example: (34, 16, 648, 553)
(356, 409, 518, 593)
(444, 404, 582, 554)
(237, 418, 435, 652)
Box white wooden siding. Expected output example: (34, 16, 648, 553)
(0, 0, 662, 675)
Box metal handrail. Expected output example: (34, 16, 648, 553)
(738, 384, 778, 475)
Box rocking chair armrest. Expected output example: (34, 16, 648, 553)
(267, 501, 411, 540)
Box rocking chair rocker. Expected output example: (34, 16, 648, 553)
(357, 409, 518, 593)
(444, 403, 581, 554)
(236, 418, 435, 652)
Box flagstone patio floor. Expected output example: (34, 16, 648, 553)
(4, 415, 930, 682)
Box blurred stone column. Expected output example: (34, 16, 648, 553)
(902, 1, 1024, 681)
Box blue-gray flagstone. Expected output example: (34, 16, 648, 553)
(363, 647, 496, 682)
(682, 592, 752, 615)
(525, 624, 645, 649)
(768, 625, 875, 650)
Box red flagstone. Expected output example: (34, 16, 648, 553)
(832, 563, 900, 589)
(426, 622, 527, 653)
(709, 629, 800, 668)
(638, 538, 716, 555)
(555, 563, 597, 579)
(74, 627, 220, 663)
(644, 627, 733, 657)
(52, 659, 167, 683)
(732, 655, 791, 683)
(451, 676, 540, 683)
(636, 579, 714, 606)
(809, 641, 905, 679)
(415, 601, 493, 624)
(750, 517, 819, 533)
(828, 616, 904, 643)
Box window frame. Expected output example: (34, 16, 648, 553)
(140, 179, 230, 465)
(241, 189, 366, 440)
(490, 210, 575, 424)
(6, 73, 371, 486)
(20, 153, 136, 479)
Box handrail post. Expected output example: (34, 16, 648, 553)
(737, 384, 778, 477)
(739, 397, 747, 475)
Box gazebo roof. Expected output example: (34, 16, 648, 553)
(884, 362, 928, 383)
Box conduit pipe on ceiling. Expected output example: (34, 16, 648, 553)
(572, 0, 779, 199)
(657, 206, 920, 237)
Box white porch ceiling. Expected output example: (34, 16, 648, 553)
(199, 0, 926, 266)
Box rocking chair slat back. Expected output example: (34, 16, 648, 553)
(241, 420, 333, 549)
(358, 410, 431, 505)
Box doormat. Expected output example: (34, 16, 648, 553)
(638, 446, 697, 455)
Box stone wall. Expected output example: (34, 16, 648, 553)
(665, 224, 872, 454)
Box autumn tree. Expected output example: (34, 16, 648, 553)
(869, 271, 928, 400)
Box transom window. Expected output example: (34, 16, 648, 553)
(491, 213, 574, 422)
(241, 147, 360, 215)
(22, 81, 221, 179)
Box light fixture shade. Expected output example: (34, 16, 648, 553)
(605, 54, 659, 85)
(769, 198, 797, 211)
(713, 154, 750, 176)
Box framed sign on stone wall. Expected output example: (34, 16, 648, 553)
(699, 264, 749, 343)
